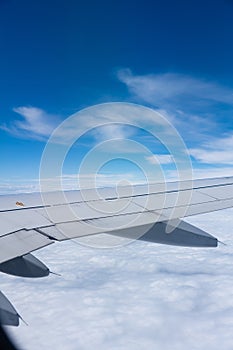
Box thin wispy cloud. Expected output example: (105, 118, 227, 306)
(146, 154, 174, 165)
(2, 72, 233, 173)
(117, 69, 233, 111)
(117, 69, 233, 169)
(190, 133, 233, 165)
(91, 124, 135, 142)
(51, 103, 171, 146)
(117, 69, 233, 138)
(1, 106, 61, 141)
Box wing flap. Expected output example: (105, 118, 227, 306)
(0, 230, 53, 264)
(40, 211, 161, 240)
(0, 210, 52, 236)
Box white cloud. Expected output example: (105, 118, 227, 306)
(116, 69, 233, 142)
(117, 69, 233, 170)
(1, 106, 61, 141)
(91, 124, 135, 142)
(64, 172, 147, 190)
(167, 167, 233, 181)
(3, 209, 233, 350)
(117, 69, 233, 109)
(191, 149, 233, 164)
(0, 183, 39, 194)
(190, 134, 233, 165)
(0, 173, 147, 195)
(146, 154, 174, 165)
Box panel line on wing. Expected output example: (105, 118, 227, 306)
(196, 189, 219, 201)
(1, 179, 233, 213)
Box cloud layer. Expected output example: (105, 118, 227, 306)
(3, 209, 233, 350)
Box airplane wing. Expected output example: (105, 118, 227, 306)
(1, 175, 233, 326)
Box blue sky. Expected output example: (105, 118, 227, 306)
(1, 0, 233, 191)
(2, 2, 233, 349)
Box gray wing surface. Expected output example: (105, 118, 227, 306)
(1, 176, 233, 326)
(1, 176, 233, 262)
